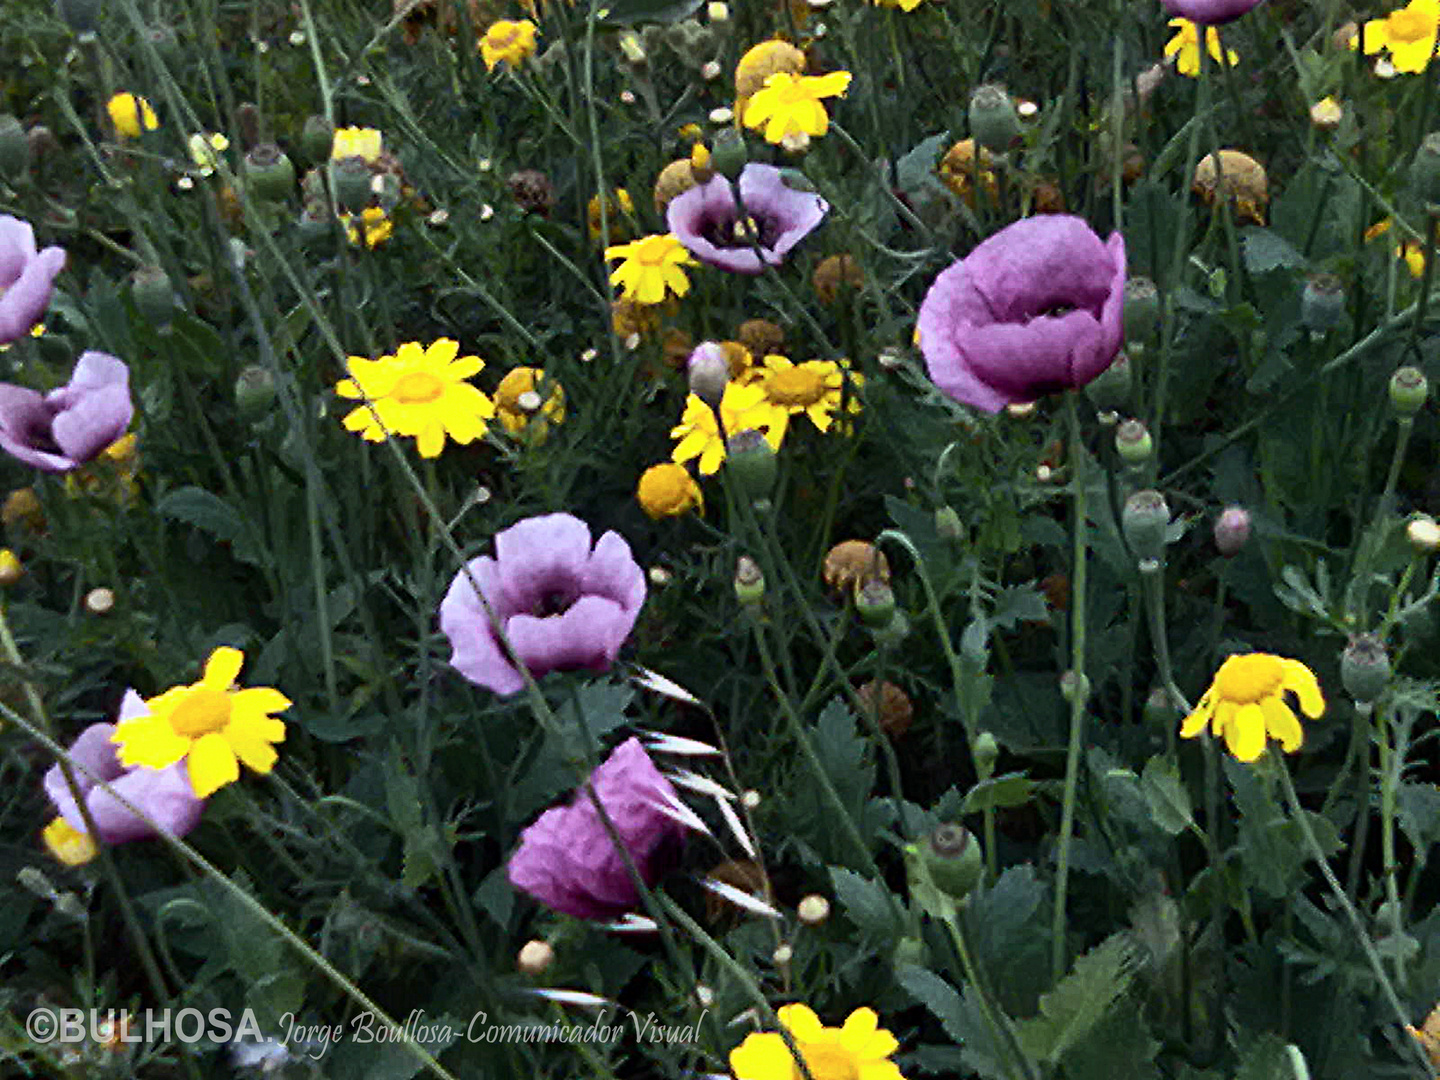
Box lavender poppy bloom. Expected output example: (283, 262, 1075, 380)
(44, 692, 205, 845)
(666, 163, 827, 274)
(439, 512, 646, 696)
(507, 737, 689, 919)
(0, 215, 66, 345)
(917, 214, 1126, 413)
(0, 351, 134, 472)
(1160, 0, 1264, 24)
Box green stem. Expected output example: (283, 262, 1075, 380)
(1378, 706, 1406, 986)
(940, 904, 1036, 1080)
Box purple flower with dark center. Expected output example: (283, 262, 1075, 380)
(507, 737, 690, 919)
(439, 512, 646, 696)
(666, 163, 827, 274)
(0, 215, 66, 344)
(917, 214, 1126, 413)
(1161, 0, 1264, 24)
(0, 351, 134, 472)
(44, 691, 205, 845)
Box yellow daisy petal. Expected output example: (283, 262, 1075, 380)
(1227, 703, 1267, 762)
(1260, 696, 1304, 753)
(1279, 658, 1325, 717)
(188, 732, 241, 797)
(203, 647, 245, 689)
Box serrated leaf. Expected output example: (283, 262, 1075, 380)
(989, 584, 1049, 630)
(1013, 933, 1139, 1065)
(1397, 782, 1440, 862)
(1140, 754, 1193, 835)
(1241, 227, 1306, 274)
(961, 774, 1035, 814)
(895, 131, 951, 195)
(157, 486, 266, 567)
(1061, 1005, 1159, 1080)
(830, 868, 901, 935)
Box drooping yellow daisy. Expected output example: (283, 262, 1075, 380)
(606, 233, 696, 305)
(670, 382, 784, 476)
(730, 1004, 905, 1080)
(331, 126, 384, 163)
(494, 366, 566, 436)
(1163, 19, 1239, 78)
(480, 18, 539, 71)
(752, 355, 862, 437)
(187, 132, 230, 176)
(43, 817, 98, 867)
(107, 93, 159, 138)
(336, 339, 497, 458)
(1352, 0, 1440, 74)
(110, 647, 290, 799)
(1179, 652, 1324, 762)
(743, 71, 853, 144)
(637, 462, 703, 519)
(340, 207, 394, 249)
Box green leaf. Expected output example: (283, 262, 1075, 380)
(1397, 781, 1440, 863)
(895, 131, 951, 195)
(1234, 1031, 1292, 1080)
(1241, 227, 1307, 274)
(1012, 933, 1140, 1065)
(989, 584, 1049, 629)
(1140, 754, 1193, 835)
(896, 964, 1015, 1079)
(961, 774, 1035, 814)
(1061, 1006, 1159, 1080)
(830, 868, 901, 936)
(157, 486, 267, 567)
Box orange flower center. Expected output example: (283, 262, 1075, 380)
(793, 1042, 861, 1080)
(1212, 654, 1283, 704)
(768, 367, 828, 407)
(393, 371, 446, 404)
(169, 687, 232, 736)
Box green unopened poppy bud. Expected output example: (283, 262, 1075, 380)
(1341, 633, 1391, 704)
(710, 128, 748, 181)
(1114, 418, 1153, 464)
(1411, 132, 1440, 206)
(968, 85, 1022, 153)
(973, 731, 999, 780)
(871, 610, 910, 650)
(300, 114, 334, 164)
(919, 824, 983, 900)
(735, 555, 765, 607)
(687, 341, 729, 408)
(725, 428, 777, 501)
(329, 156, 371, 213)
(1123, 276, 1160, 348)
(1213, 505, 1251, 556)
(131, 267, 177, 328)
(244, 143, 296, 202)
(935, 505, 963, 541)
(1059, 669, 1090, 704)
(1122, 488, 1170, 567)
(1085, 351, 1133, 412)
(1301, 273, 1345, 333)
(0, 115, 30, 182)
(55, 0, 102, 34)
(1389, 365, 1428, 418)
(234, 364, 276, 421)
(856, 579, 897, 627)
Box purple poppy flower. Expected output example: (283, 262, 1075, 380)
(0, 215, 66, 345)
(667, 163, 827, 274)
(916, 214, 1126, 413)
(439, 512, 646, 696)
(507, 737, 689, 919)
(44, 692, 205, 845)
(1160, 0, 1263, 24)
(0, 351, 134, 472)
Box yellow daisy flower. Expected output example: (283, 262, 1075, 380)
(670, 382, 784, 476)
(43, 817, 98, 867)
(1163, 19, 1239, 78)
(340, 208, 394, 249)
(729, 1004, 905, 1080)
(331, 126, 383, 163)
(637, 462, 703, 519)
(480, 18, 539, 72)
(1179, 652, 1325, 762)
(872, 0, 924, 9)
(605, 233, 696, 305)
(743, 71, 853, 144)
(1352, 0, 1440, 74)
(107, 93, 159, 139)
(494, 366, 566, 436)
(110, 647, 290, 799)
(735, 39, 806, 117)
(336, 339, 497, 458)
(752, 355, 862, 437)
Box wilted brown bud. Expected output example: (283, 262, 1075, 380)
(938, 139, 997, 206)
(855, 679, 913, 739)
(2, 488, 44, 532)
(737, 318, 785, 357)
(653, 158, 701, 212)
(812, 253, 863, 304)
(823, 540, 890, 595)
(508, 169, 555, 216)
(1192, 149, 1268, 225)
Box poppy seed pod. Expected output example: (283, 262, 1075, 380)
(1301, 273, 1345, 333)
(1412, 133, 1440, 207)
(243, 143, 296, 203)
(734, 555, 765, 606)
(968, 84, 1022, 153)
(1123, 276, 1160, 347)
(0, 115, 29, 182)
(234, 365, 276, 421)
(1341, 633, 1391, 704)
(855, 579, 897, 627)
(1114, 418, 1153, 464)
(1213, 505, 1251, 557)
(329, 156, 372, 212)
(1389, 366, 1428, 418)
(1123, 489, 1170, 566)
(711, 128, 748, 182)
(725, 428, 777, 500)
(300, 115, 334, 164)
(1085, 350, 1133, 412)
(916, 824, 983, 900)
(131, 267, 177, 328)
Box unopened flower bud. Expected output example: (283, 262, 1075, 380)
(687, 341, 729, 407)
(329, 155, 372, 212)
(915, 824, 982, 900)
(235, 365, 276, 421)
(711, 128, 748, 181)
(1123, 276, 1160, 347)
(517, 939, 555, 975)
(1408, 514, 1440, 553)
(1411, 132, 1440, 206)
(968, 85, 1022, 153)
(1389, 366, 1428, 418)
(131, 267, 177, 329)
(1213, 505, 1251, 557)
(0, 115, 30, 182)
(1085, 351, 1133, 411)
(707, 1, 729, 21)
(725, 429, 777, 501)
(772, 943, 793, 966)
(735, 555, 765, 606)
(300, 114, 334, 164)
(935, 505, 963, 541)
(1310, 96, 1343, 132)
(797, 894, 830, 925)
(1114, 418, 1153, 464)
(1301, 273, 1345, 333)
(855, 579, 897, 628)
(244, 143, 296, 202)
(1341, 633, 1391, 704)
(741, 789, 761, 810)
(1059, 669, 1090, 704)
(0, 548, 23, 586)
(1122, 489, 1170, 566)
(85, 587, 114, 615)
(973, 731, 999, 780)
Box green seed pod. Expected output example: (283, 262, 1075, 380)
(0, 115, 30, 182)
(1085, 350, 1133, 412)
(1341, 633, 1391, 704)
(1114, 418, 1153, 465)
(300, 114, 334, 165)
(1411, 132, 1440, 206)
(329, 156, 372, 213)
(1389, 365, 1428, 418)
(725, 428, 777, 502)
(244, 143, 296, 203)
(234, 365, 276, 422)
(1122, 489, 1170, 567)
(296, 201, 336, 253)
(1301, 273, 1345, 333)
(734, 555, 764, 607)
(968, 85, 1022, 153)
(973, 731, 999, 780)
(855, 579, 897, 628)
(919, 824, 983, 900)
(711, 128, 748, 182)
(1123, 276, 1160, 347)
(130, 267, 177, 329)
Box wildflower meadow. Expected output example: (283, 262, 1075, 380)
(5, 0, 1440, 1076)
